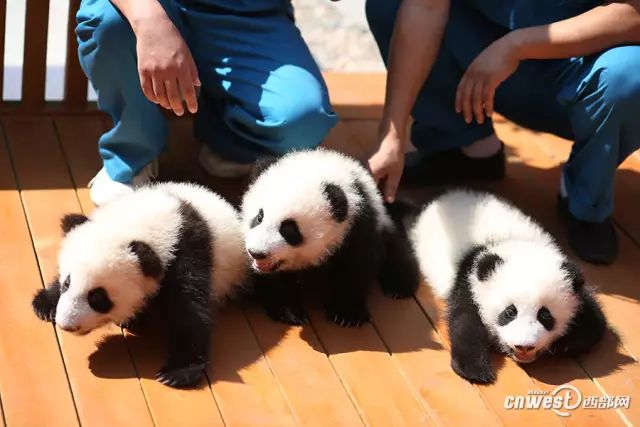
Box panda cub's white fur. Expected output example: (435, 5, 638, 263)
(57, 182, 247, 329)
(411, 189, 557, 298)
(242, 149, 392, 272)
(32, 182, 248, 388)
(402, 189, 606, 383)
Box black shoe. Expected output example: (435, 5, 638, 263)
(402, 143, 506, 186)
(557, 195, 618, 265)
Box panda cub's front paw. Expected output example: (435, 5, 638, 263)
(382, 285, 415, 300)
(327, 306, 370, 328)
(450, 355, 496, 384)
(156, 361, 207, 388)
(265, 303, 309, 325)
(119, 312, 147, 332)
(380, 272, 419, 300)
(32, 289, 57, 322)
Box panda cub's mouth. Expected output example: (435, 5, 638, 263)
(253, 258, 283, 273)
(509, 348, 540, 364)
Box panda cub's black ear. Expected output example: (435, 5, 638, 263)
(322, 183, 348, 223)
(129, 241, 164, 278)
(61, 213, 89, 235)
(476, 252, 504, 282)
(561, 260, 585, 292)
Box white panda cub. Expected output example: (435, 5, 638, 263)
(389, 189, 606, 384)
(31, 182, 248, 388)
(241, 148, 420, 327)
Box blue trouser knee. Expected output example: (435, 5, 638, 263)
(366, 0, 640, 221)
(561, 47, 640, 221)
(76, 0, 171, 183)
(76, 0, 337, 183)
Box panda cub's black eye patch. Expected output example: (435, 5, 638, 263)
(251, 209, 264, 228)
(87, 287, 113, 313)
(497, 304, 518, 326)
(537, 306, 555, 331)
(279, 219, 303, 246)
(61, 275, 71, 293)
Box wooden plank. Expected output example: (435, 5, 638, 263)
(368, 288, 499, 426)
(22, 0, 50, 107)
(245, 306, 365, 426)
(415, 288, 565, 427)
(308, 308, 433, 426)
(209, 305, 297, 427)
(323, 73, 385, 120)
(0, 121, 78, 426)
(64, 0, 88, 108)
(524, 346, 628, 427)
(3, 116, 154, 427)
(123, 326, 225, 427)
(55, 116, 226, 427)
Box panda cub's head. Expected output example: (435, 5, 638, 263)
(469, 240, 582, 363)
(51, 214, 162, 335)
(241, 151, 361, 273)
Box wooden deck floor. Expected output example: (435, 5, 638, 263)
(0, 73, 639, 426)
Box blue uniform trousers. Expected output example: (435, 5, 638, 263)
(367, 0, 640, 222)
(76, 0, 337, 183)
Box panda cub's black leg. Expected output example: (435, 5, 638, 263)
(32, 278, 61, 322)
(157, 278, 211, 388)
(325, 266, 371, 327)
(379, 229, 420, 299)
(254, 273, 308, 325)
(156, 251, 212, 388)
(448, 286, 496, 384)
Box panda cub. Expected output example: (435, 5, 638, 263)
(241, 149, 420, 326)
(31, 182, 248, 388)
(390, 189, 606, 384)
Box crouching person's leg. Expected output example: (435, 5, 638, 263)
(560, 46, 640, 264)
(76, 0, 180, 205)
(187, 9, 337, 177)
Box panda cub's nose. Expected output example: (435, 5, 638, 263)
(248, 249, 268, 260)
(515, 345, 535, 352)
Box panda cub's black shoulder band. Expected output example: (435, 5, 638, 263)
(129, 241, 164, 278)
(476, 252, 504, 282)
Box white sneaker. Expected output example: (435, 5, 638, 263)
(199, 145, 252, 178)
(88, 160, 159, 206)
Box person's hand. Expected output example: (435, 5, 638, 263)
(135, 15, 200, 116)
(368, 128, 405, 203)
(455, 36, 520, 124)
